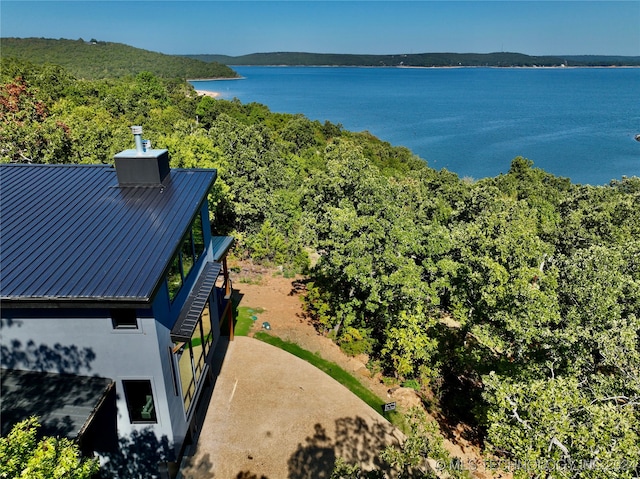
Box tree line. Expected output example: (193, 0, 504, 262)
(187, 51, 640, 67)
(0, 38, 238, 80)
(1, 57, 639, 478)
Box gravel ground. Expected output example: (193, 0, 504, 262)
(178, 336, 403, 479)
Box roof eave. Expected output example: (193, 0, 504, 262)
(0, 296, 153, 310)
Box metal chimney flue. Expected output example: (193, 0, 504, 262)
(131, 125, 144, 154)
(114, 126, 170, 186)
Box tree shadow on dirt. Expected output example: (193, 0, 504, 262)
(289, 278, 310, 296)
(287, 416, 399, 478)
(432, 338, 486, 448)
(235, 472, 269, 479)
(288, 423, 336, 478)
(180, 453, 214, 478)
(288, 278, 328, 331)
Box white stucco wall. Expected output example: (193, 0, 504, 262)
(0, 309, 182, 453)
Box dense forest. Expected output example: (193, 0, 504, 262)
(188, 51, 640, 67)
(1, 56, 639, 478)
(0, 38, 238, 79)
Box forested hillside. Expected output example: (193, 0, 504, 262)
(187, 51, 640, 67)
(0, 38, 238, 79)
(2, 58, 639, 478)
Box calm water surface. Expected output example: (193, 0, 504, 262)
(191, 67, 640, 184)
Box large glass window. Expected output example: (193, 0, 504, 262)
(175, 302, 213, 414)
(177, 343, 196, 412)
(166, 211, 207, 302)
(201, 301, 213, 355)
(192, 321, 204, 382)
(122, 380, 157, 423)
(167, 254, 182, 301)
(193, 214, 205, 257)
(180, 231, 195, 279)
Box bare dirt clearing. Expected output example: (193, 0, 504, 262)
(230, 265, 505, 479)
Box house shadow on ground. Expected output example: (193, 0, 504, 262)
(97, 428, 188, 479)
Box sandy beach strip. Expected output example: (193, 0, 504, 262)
(195, 89, 220, 98)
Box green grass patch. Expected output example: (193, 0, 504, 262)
(254, 331, 403, 426)
(188, 334, 211, 349)
(401, 379, 421, 391)
(238, 275, 263, 285)
(234, 306, 264, 336)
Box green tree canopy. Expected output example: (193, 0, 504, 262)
(0, 418, 99, 479)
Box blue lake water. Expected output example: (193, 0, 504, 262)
(191, 67, 640, 185)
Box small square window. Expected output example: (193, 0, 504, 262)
(122, 380, 157, 423)
(111, 309, 138, 329)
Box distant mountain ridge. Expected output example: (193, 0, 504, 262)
(185, 51, 640, 67)
(0, 38, 238, 79)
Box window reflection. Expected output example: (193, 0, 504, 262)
(177, 344, 195, 412)
(201, 301, 213, 354)
(168, 254, 182, 301)
(166, 209, 208, 302)
(123, 380, 157, 423)
(176, 301, 214, 415)
(193, 215, 205, 258)
(181, 230, 195, 278)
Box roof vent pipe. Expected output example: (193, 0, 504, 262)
(131, 126, 144, 154)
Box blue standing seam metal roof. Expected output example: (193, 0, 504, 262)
(0, 164, 217, 306)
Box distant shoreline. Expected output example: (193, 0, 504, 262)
(184, 52, 640, 69)
(194, 90, 220, 98)
(189, 64, 638, 98)
(191, 76, 244, 98)
(189, 76, 244, 81)
(193, 65, 640, 70)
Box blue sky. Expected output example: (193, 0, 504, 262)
(2, 1, 639, 56)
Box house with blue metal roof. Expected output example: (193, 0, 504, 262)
(0, 127, 235, 464)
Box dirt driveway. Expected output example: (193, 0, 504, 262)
(179, 336, 403, 479)
(231, 269, 385, 397)
(180, 267, 495, 479)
